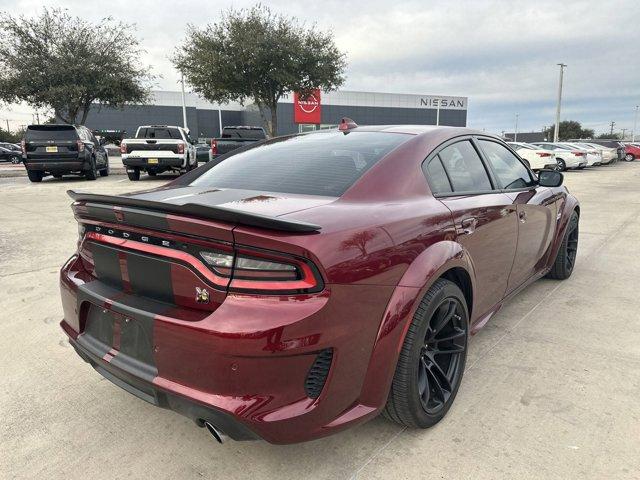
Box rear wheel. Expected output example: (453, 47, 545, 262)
(10, 155, 21, 164)
(547, 211, 579, 280)
(27, 170, 43, 183)
(556, 158, 566, 171)
(127, 168, 140, 181)
(625, 153, 635, 162)
(383, 279, 468, 428)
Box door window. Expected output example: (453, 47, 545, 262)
(478, 140, 535, 189)
(438, 141, 492, 192)
(423, 156, 452, 194)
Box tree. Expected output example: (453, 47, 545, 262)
(595, 132, 621, 139)
(543, 121, 595, 141)
(0, 127, 20, 143)
(172, 5, 346, 136)
(0, 8, 153, 125)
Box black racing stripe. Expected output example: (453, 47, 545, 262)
(83, 305, 114, 347)
(125, 250, 175, 304)
(90, 242, 123, 290)
(84, 203, 117, 223)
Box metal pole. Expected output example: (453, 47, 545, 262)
(436, 99, 440, 126)
(5, 119, 9, 132)
(218, 107, 223, 137)
(621, 128, 627, 140)
(514, 113, 519, 142)
(633, 106, 639, 142)
(554, 63, 566, 142)
(180, 72, 188, 130)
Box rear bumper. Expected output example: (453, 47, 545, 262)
(122, 156, 184, 169)
(24, 159, 85, 171)
(59, 254, 397, 444)
(67, 330, 260, 441)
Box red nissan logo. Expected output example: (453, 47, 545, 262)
(298, 94, 319, 114)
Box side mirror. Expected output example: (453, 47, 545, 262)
(538, 169, 563, 187)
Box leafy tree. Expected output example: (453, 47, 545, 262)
(172, 5, 346, 136)
(595, 132, 621, 140)
(0, 8, 153, 125)
(543, 120, 594, 141)
(0, 127, 20, 143)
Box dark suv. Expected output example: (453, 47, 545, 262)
(22, 124, 109, 182)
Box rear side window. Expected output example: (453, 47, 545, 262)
(424, 157, 452, 194)
(191, 131, 411, 196)
(438, 141, 492, 192)
(222, 128, 265, 140)
(478, 140, 534, 189)
(25, 126, 78, 141)
(137, 127, 183, 139)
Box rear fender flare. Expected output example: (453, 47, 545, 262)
(546, 195, 580, 269)
(357, 240, 475, 409)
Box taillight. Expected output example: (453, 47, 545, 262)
(200, 247, 322, 294)
(536, 152, 552, 157)
(77, 140, 85, 152)
(120, 142, 127, 154)
(572, 151, 585, 156)
(177, 142, 185, 154)
(211, 139, 218, 155)
(21, 139, 26, 154)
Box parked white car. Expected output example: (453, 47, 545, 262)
(530, 142, 588, 171)
(507, 142, 559, 171)
(559, 143, 602, 166)
(576, 142, 617, 164)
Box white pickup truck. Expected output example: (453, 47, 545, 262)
(120, 125, 198, 181)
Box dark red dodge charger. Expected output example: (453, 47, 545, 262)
(60, 121, 579, 444)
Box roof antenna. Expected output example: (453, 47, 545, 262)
(338, 117, 358, 132)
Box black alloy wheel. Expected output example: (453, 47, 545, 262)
(417, 297, 467, 414)
(384, 279, 469, 428)
(547, 211, 579, 280)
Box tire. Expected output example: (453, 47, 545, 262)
(27, 170, 43, 183)
(85, 157, 98, 180)
(127, 168, 140, 181)
(99, 154, 109, 177)
(383, 279, 469, 428)
(624, 153, 635, 162)
(10, 155, 21, 164)
(546, 211, 579, 280)
(556, 158, 566, 171)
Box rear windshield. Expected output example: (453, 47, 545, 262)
(25, 125, 77, 141)
(136, 127, 183, 139)
(221, 128, 265, 140)
(191, 131, 411, 196)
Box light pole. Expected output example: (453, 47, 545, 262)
(180, 72, 188, 130)
(633, 105, 639, 142)
(514, 113, 519, 142)
(554, 63, 567, 142)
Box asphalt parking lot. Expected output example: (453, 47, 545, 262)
(1, 163, 639, 479)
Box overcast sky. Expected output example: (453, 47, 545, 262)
(1, 0, 639, 135)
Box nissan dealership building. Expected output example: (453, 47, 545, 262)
(83, 89, 468, 139)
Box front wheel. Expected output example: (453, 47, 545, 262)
(383, 279, 469, 428)
(547, 211, 579, 280)
(85, 157, 98, 180)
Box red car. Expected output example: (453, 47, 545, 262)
(624, 143, 640, 161)
(60, 121, 579, 444)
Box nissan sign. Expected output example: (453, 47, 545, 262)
(294, 89, 321, 124)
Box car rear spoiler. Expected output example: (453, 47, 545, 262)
(67, 190, 321, 233)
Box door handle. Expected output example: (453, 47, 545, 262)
(458, 217, 477, 235)
(518, 210, 527, 223)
